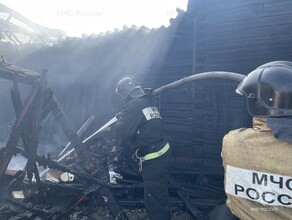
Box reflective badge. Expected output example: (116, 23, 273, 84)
(142, 107, 161, 120)
(226, 165, 292, 208)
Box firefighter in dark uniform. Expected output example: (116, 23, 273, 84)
(114, 75, 171, 220)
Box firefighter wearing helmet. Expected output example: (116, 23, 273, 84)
(215, 61, 292, 220)
(114, 75, 171, 220)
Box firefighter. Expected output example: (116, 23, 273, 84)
(218, 61, 292, 220)
(114, 75, 171, 220)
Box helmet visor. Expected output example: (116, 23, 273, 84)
(236, 69, 262, 116)
(116, 76, 137, 98)
(258, 66, 292, 116)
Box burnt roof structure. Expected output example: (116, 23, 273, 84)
(0, 61, 133, 219)
(0, 61, 89, 179)
(1, 0, 291, 182)
(0, 61, 230, 219)
(0, 3, 65, 44)
(1, 0, 292, 218)
(0, 57, 41, 84)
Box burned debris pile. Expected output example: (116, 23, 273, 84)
(0, 62, 226, 220)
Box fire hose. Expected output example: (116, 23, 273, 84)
(80, 71, 245, 144)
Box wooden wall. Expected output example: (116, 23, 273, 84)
(155, 0, 292, 175)
(194, 0, 292, 73)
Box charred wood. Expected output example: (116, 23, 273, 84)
(50, 95, 89, 161)
(0, 63, 41, 85)
(58, 115, 96, 158)
(0, 79, 41, 180)
(168, 175, 203, 220)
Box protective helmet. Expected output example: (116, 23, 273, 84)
(236, 61, 292, 117)
(116, 75, 145, 99)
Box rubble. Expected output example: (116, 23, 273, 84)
(0, 61, 233, 220)
(1, 0, 291, 219)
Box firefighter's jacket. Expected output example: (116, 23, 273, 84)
(115, 95, 165, 156)
(222, 117, 292, 220)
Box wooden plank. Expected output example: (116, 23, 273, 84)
(168, 175, 204, 220)
(201, 34, 292, 51)
(51, 94, 89, 160)
(171, 146, 204, 158)
(264, 2, 292, 14)
(0, 63, 41, 85)
(163, 117, 193, 126)
(206, 0, 265, 11)
(0, 80, 40, 179)
(206, 14, 292, 32)
(166, 133, 193, 143)
(202, 24, 292, 42)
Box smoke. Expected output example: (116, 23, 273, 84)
(7, 154, 27, 171)
(0, 15, 184, 156)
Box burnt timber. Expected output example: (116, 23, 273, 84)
(0, 62, 129, 219)
(0, 62, 233, 219)
(1, 0, 292, 219)
(0, 3, 65, 44)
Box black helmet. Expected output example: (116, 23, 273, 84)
(236, 61, 292, 117)
(116, 75, 145, 99)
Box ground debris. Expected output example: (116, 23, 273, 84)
(0, 130, 223, 220)
(0, 63, 224, 220)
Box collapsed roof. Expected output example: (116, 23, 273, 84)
(0, 3, 65, 44)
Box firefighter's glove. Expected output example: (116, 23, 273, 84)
(108, 164, 123, 184)
(109, 171, 123, 184)
(143, 88, 153, 95)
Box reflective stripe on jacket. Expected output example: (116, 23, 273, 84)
(115, 95, 165, 155)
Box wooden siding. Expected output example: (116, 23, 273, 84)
(153, 0, 292, 175)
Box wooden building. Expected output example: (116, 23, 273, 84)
(150, 0, 292, 176)
(2, 0, 292, 178)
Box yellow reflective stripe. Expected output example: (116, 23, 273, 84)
(143, 143, 170, 161)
